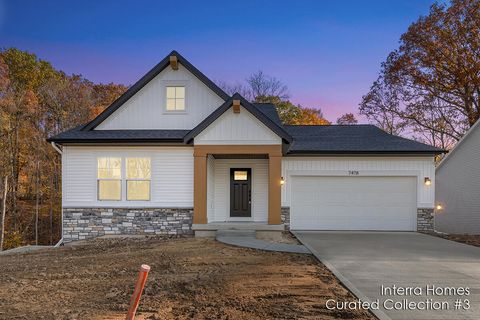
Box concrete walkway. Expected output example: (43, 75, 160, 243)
(0, 245, 52, 255)
(294, 231, 480, 320)
(216, 230, 310, 254)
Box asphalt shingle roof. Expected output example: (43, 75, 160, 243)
(47, 125, 189, 143)
(284, 125, 443, 154)
(252, 103, 283, 127)
(48, 107, 444, 154)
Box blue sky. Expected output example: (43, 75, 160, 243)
(0, 0, 436, 121)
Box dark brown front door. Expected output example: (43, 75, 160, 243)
(230, 168, 252, 217)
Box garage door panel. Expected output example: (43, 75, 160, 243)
(290, 176, 416, 231)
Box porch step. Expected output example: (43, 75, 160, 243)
(192, 222, 285, 231)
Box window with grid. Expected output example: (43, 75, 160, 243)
(97, 157, 122, 200)
(126, 157, 151, 201)
(166, 86, 185, 111)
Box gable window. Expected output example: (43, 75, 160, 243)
(166, 86, 185, 111)
(126, 157, 151, 201)
(97, 157, 122, 200)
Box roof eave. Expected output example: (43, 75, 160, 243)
(47, 138, 186, 144)
(286, 150, 445, 155)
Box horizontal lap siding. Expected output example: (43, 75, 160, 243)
(281, 157, 435, 208)
(63, 146, 193, 207)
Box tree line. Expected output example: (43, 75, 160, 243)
(0, 48, 127, 249)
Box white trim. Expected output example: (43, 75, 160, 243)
(163, 80, 189, 113)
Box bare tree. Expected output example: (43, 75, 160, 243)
(336, 113, 358, 125)
(247, 71, 289, 100)
(360, 78, 407, 135)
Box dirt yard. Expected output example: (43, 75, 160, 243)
(434, 233, 480, 248)
(0, 237, 376, 320)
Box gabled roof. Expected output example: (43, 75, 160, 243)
(183, 93, 293, 143)
(252, 103, 283, 126)
(81, 50, 229, 131)
(284, 124, 445, 154)
(436, 118, 480, 170)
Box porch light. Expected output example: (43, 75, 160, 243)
(424, 177, 431, 186)
(436, 204, 443, 211)
(280, 177, 285, 185)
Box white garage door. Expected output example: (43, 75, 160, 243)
(290, 176, 417, 231)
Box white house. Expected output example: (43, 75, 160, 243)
(435, 120, 480, 234)
(48, 51, 444, 242)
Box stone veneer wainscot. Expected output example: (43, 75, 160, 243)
(63, 208, 193, 242)
(417, 208, 434, 233)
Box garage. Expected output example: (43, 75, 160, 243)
(290, 176, 417, 231)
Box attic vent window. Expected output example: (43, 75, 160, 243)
(166, 86, 185, 111)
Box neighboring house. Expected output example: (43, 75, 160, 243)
(48, 51, 444, 242)
(435, 120, 480, 234)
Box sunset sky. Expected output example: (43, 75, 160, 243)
(0, 0, 436, 122)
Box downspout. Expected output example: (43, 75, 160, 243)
(51, 142, 64, 247)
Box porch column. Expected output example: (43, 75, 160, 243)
(193, 153, 207, 224)
(268, 155, 282, 224)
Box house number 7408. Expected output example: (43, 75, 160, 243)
(348, 170, 360, 176)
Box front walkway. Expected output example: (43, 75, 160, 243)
(294, 231, 480, 320)
(216, 230, 310, 253)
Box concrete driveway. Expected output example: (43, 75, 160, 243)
(294, 232, 480, 320)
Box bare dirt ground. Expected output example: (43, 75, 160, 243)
(0, 237, 376, 320)
(434, 233, 480, 247)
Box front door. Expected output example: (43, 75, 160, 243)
(230, 168, 252, 217)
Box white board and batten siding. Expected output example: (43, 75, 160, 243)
(62, 146, 193, 208)
(95, 64, 225, 130)
(281, 157, 436, 209)
(207, 159, 269, 223)
(194, 106, 282, 145)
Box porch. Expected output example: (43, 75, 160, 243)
(192, 145, 284, 236)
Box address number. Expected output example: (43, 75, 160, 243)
(348, 170, 360, 176)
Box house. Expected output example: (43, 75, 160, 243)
(48, 51, 444, 242)
(435, 120, 480, 234)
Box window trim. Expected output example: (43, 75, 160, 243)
(125, 157, 152, 201)
(126, 180, 151, 201)
(97, 179, 122, 201)
(97, 157, 122, 201)
(96, 156, 152, 202)
(163, 80, 188, 114)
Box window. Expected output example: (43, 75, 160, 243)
(97, 157, 122, 200)
(166, 86, 185, 111)
(234, 171, 248, 181)
(126, 157, 151, 201)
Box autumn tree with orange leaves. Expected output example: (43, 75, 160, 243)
(0, 48, 126, 249)
(360, 0, 480, 149)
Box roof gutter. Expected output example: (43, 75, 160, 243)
(50, 141, 63, 154)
